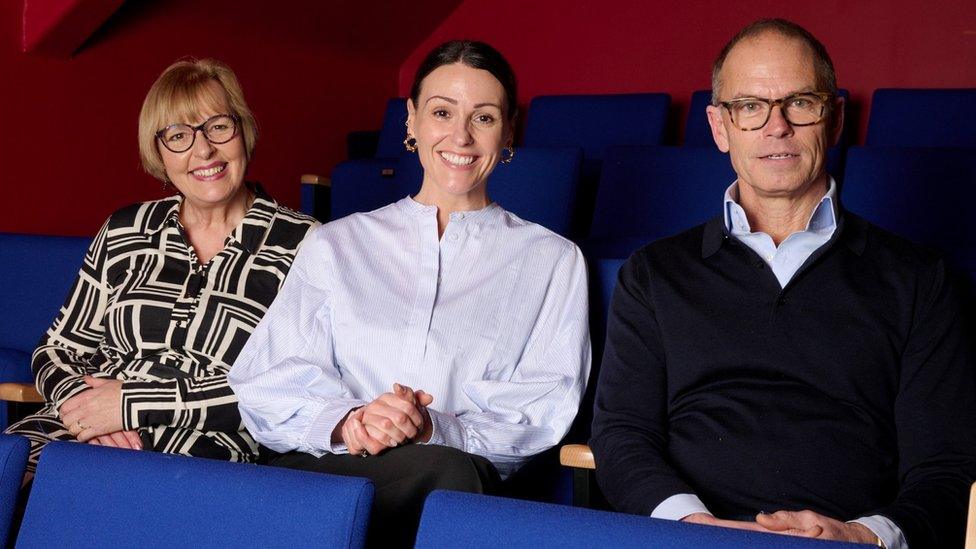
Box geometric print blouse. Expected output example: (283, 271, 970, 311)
(31, 185, 317, 462)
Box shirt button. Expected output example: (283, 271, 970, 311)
(449, 233, 459, 242)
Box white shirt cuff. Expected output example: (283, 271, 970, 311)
(651, 493, 710, 520)
(425, 408, 465, 450)
(849, 515, 906, 549)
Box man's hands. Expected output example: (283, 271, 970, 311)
(684, 510, 879, 545)
(682, 513, 771, 533)
(756, 510, 880, 544)
(334, 383, 434, 457)
(59, 376, 129, 444)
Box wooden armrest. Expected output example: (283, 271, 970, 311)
(966, 481, 976, 549)
(0, 382, 44, 403)
(560, 443, 595, 470)
(300, 174, 331, 186)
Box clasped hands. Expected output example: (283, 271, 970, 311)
(58, 375, 142, 450)
(336, 383, 433, 457)
(684, 510, 879, 544)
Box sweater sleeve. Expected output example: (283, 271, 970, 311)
(870, 258, 976, 548)
(590, 253, 699, 514)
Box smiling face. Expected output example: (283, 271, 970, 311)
(706, 32, 843, 203)
(407, 62, 512, 207)
(158, 80, 248, 210)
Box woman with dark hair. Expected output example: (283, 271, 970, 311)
(229, 40, 590, 546)
(5, 58, 317, 478)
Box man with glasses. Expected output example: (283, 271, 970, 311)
(591, 19, 975, 548)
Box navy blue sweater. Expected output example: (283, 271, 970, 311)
(591, 213, 976, 548)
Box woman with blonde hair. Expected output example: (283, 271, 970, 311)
(5, 58, 316, 476)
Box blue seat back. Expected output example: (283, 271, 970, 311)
(586, 146, 734, 258)
(866, 88, 976, 148)
(524, 94, 671, 160)
(0, 434, 28, 548)
(841, 146, 976, 279)
(331, 147, 583, 237)
(684, 89, 715, 146)
(0, 233, 90, 353)
(17, 442, 373, 548)
(376, 97, 409, 158)
(416, 490, 868, 548)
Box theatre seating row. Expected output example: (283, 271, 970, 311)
(351, 88, 973, 160)
(0, 234, 89, 430)
(0, 433, 875, 548)
(325, 144, 976, 280)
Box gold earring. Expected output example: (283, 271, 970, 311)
(403, 135, 417, 153)
(500, 146, 515, 164)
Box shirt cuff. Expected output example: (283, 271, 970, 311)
(425, 408, 465, 450)
(302, 399, 367, 456)
(651, 493, 710, 520)
(849, 515, 906, 549)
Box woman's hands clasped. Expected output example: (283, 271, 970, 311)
(59, 376, 142, 450)
(338, 383, 434, 457)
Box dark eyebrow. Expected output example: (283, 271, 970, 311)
(473, 103, 502, 110)
(425, 95, 457, 105)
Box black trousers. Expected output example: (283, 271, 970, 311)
(270, 445, 501, 548)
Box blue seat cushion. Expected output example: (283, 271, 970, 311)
(0, 348, 33, 384)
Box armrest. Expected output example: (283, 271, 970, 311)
(966, 481, 976, 549)
(300, 174, 330, 186)
(0, 382, 44, 403)
(560, 443, 595, 470)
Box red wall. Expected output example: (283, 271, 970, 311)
(399, 0, 976, 143)
(1, 0, 457, 236)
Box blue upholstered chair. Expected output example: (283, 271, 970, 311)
(376, 97, 410, 159)
(524, 93, 672, 160)
(0, 233, 90, 429)
(415, 490, 871, 548)
(685, 88, 851, 179)
(841, 146, 976, 279)
(330, 147, 583, 238)
(586, 146, 735, 258)
(16, 442, 373, 548)
(866, 88, 976, 148)
(0, 434, 28, 548)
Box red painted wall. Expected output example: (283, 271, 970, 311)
(1, 0, 457, 236)
(399, 0, 976, 143)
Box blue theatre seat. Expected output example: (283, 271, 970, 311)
(17, 442, 373, 549)
(866, 88, 976, 148)
(376, 97, 409, 158)
(586, 146, 735, 258)
(841, 146, 976, 279)
(0, 434, 29, 548)
(331, 147, 583, 238)
(524, 93, 671, 160)
(0, 233, 90, 428)
(415, 490, 871, 548)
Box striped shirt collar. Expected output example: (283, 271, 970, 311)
(396, 195, 504, 225)
(723, 177, 839, 236)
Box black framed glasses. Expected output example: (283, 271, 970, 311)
(155, 114, 240, 153)
(719, 92, 833, 131)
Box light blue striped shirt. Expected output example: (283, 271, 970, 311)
(228, 196, 591, 476)
(723, 178, 838, 288)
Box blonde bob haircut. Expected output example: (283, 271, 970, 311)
(138, 58, 258, 181)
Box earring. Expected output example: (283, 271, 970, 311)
(403, 135, 418, 153)
(500, 146, 515, 164)
(162, 178, 170, 191)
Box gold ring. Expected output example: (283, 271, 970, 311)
(75, 420, 88, 431)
